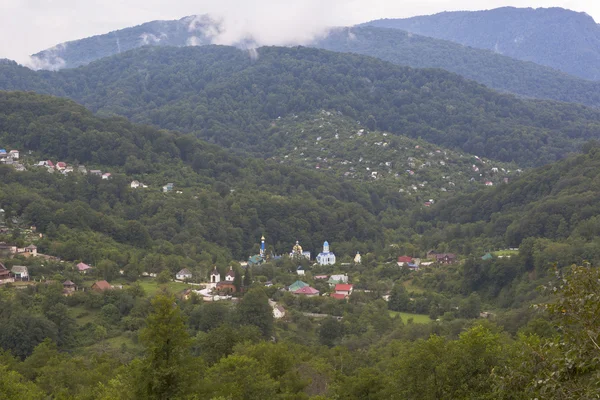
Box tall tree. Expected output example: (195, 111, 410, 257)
(237, 288, 274, 338)
(136, 294, 193, 399)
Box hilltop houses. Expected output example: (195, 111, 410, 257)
(0, 263, 14, 284)
(163, 183, 174, 193)
(11, 266, 29, 281)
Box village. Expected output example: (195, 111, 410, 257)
(0, 222, 507, 324)
(0, 146, 181, 193)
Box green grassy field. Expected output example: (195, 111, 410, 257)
(69, 305, 100, 326)
(137, 279, 191, 296)
(389, 311, 432, 324)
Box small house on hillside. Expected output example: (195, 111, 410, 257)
(293, 286, 319, 297)
(398, 256, 413, 266)
(482, 253, 493, 261)
(24, 244, 37, 257)
(176, 268, 192, 281)
(91, 280, 112, 292)
(296, 265, 305, 276)
(77, 262, 92, 274)
(11, 266, 28, 281)
(273, 305, 286, 319)
(288, 280, 308, 292)
(63, 280, 76, 295)
(435, 253, 457, 264)
(102, 173, 112, 180)
(335, 283, 353, 296)
(163, 183, 174, 193)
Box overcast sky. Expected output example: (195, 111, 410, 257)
(1, 0, 598, 64)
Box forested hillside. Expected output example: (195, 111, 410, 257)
(2, 46, 600, 167)
(317, 27, 600, 108)
(0, 91, 403, 269)
(411, 142, 600, 270)
(365, 6, 600, 81)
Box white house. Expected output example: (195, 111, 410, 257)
(11, 266, 28, 281)
(131, 180, 140, 189)
(354, 252, 362, 264)
(273, 305, 286, 319)
(9, 150, 19, 159)
(176, 268, 192, 281)
(296, 266, 305, 276)
(102, 173, 112, 180)
(316, 241, 336, 266)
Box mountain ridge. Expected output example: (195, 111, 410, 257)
(364, 6, 600, 81)
(2, 45, 600, 168)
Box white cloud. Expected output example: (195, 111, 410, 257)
(0, 0, 599, 63)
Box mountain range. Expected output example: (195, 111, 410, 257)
(28, 8, 600, 109)
(364, 7, 600, 81)
(2, 45, 600, 167)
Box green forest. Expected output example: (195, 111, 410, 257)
(318, 26, 600, 108)
(2, 46, 600, 166)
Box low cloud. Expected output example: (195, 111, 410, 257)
(186, 0, 351, 48)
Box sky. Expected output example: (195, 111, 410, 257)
(1, 0, 598, 64)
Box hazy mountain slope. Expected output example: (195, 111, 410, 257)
(30, 16, 600, 108)
(317, 27, 600, 108)
(30, 16, 212, 70)
(364, 7, 600, 81)
(2, 46, 600, 167)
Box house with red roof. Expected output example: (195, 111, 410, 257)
(293, 286, 320, 297)
(91, 280, 112, 292)
(397, 256, 413, 266)
(56, 162, 67, 171)
(330, 293, 348, 300)
(314, 275, 329, 280)
(77, 262, 92, 274)
(335, 283, 353, 296)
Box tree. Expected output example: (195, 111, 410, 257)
(237, 288, 274, 337)
(243, 268, 252, 289)
(156, 270, 171, 284)
(136, 294, 193, 399)
(319, 317, 344, 347)
(388, 284, 410, 312)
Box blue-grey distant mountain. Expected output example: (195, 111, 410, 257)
(29, 14, 600, 108)
(31, 15, 214, 70)
(316, 27, 600, 108)
(364, 7, 600, 81)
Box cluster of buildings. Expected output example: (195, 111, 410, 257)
(396, 252, 457, 270)
(0, 149, 25, 171)
(248, 236, 363, 268)
(0, 262, 29, 284)
(0, 243, 38, 258)
(287, 273, 354, 300)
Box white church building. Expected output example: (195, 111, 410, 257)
(316, 241, 336, 266)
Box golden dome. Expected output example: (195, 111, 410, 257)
(292, 240, 303, 253)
